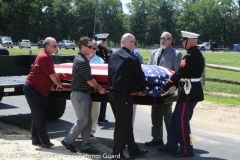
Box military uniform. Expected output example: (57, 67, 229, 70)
(96, 45, 112, 63)
(95, 33, 113, 122)
(161, 31, 204, 157)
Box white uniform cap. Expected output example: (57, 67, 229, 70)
(180, 31, 200, 41)
(95, 33, 109, 40)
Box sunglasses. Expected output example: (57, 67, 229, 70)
(48, 45, 58, 48)
(93, 47, 97, 50)
(131, 41, 137, 46)
(160, 36, 171, 41)
(84, 45, 93, 49)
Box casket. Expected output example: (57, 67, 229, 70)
(52, 63, 177, 105)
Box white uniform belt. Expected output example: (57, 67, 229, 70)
(190, 78, 201, 82)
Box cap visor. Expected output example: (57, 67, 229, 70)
(180, 37, 187, 41)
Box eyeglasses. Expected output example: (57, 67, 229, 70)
(131, 41, 137, 45)
(93, 47, 97, 50)
(48, 45, 58, 48)
(84, 45, 93, 49)
(160, 36, 171, 41)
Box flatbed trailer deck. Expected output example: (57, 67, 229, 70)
(0, 55, 177, 120)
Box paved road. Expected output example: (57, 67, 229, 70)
(0, 96, 239, 160)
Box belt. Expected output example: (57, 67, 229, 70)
(110, 89, 128, 93)
(79, 90, 91, 93)
(190, 78, 201, 82)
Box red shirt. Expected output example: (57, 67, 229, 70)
(26, 50, 55, 96)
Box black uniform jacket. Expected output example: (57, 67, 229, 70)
(96, 45, 113, 63)
(165, 46, 204, 102)
(108, 47, 145, 93)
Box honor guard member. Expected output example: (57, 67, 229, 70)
(95, 33, 113, 123)
(158, 31, 204, 157)
(95, 33, 113, 63)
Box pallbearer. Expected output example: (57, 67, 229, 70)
(158, 31, 204, 157)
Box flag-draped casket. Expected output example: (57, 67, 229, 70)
(54, 63, 174, 97)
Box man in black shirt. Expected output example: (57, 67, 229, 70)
(108, 33, 148, 159)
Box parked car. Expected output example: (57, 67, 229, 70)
(58, 40, 75, 50)
(37, 40, 44, 49)
(1, 37, 13, 48)
(0, 36, 11, 44)
(19, 39, 31, 49)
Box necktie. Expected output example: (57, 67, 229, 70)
(157, 49, 164, 65)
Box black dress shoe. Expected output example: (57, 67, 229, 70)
(61, 140, 77, 153)
(32, 140, 41, 146)
(145, 139, 164, 146)
(81, 147, 99, 154)
(174, 152, 193, 157)
(90, 133, 95, 138)
(157, 147, 172, 153)
(41, 142, 54, 148)
(98, 119, 108, 123)
(130, 149, 148, 159)
(32, 140, 54, 148)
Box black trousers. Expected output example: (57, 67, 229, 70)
(23, 82, 50, 144)
(108, 90, 139, 156)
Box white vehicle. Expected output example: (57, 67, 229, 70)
(19, 39, 31, 49)
(197, 42, 211, 51)
(2, 38, 13, 48)
(58, 40, 75, 50)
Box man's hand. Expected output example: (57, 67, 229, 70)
(163, 80, 173, 92)
(56, 83, 63, 91)
(50, 84, 55, 91)
(98, 87, 106, 94)
(131, 92, 138, 96)
(138, 91, 148, 96)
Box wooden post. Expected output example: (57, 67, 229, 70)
(29, 50, 32, 55)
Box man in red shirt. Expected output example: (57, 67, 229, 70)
(23, 37, 62, 148)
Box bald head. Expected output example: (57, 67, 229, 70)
(161, 32, 172, 39)
(44, 37, 57, 48)
(121, 33, 136, 51)
(160, 31, 172, 49)
(44, 37, 57, 55)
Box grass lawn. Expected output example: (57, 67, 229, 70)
(205, 67, 240, 80)
(204, 93, 240, 106)
(8, 48, 77, 55)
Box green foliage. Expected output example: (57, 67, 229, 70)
(98, 0, 126, 44)
(1, 0, 240, 48)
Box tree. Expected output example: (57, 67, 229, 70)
(98, 0, 126, 44)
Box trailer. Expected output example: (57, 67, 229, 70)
(0, 54, 177, 120)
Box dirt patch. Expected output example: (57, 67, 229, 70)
(0, 122, 91, 160)
(138, 101, 240, 134)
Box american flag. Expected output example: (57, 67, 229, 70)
(141, 64, 174, 97)
(54, 63, 173, 97)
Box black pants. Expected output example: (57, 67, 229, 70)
(23, 82, 50, 144)
(108, 90, 139, 156)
